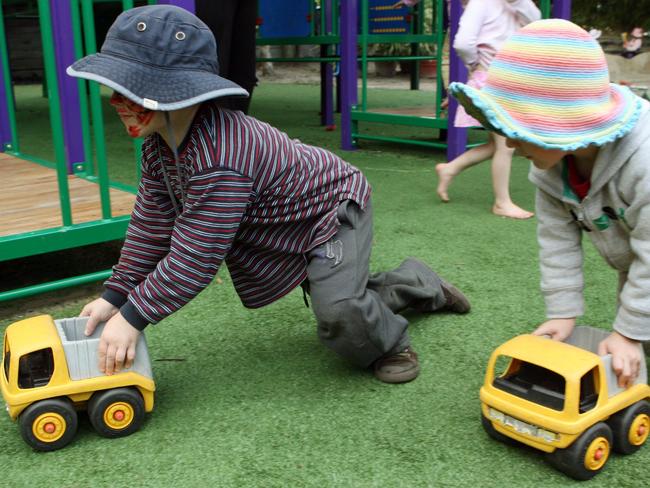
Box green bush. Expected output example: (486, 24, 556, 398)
(572, 0, 650, 31)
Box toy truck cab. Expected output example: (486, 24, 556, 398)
(480, 326, 650, 480)
(1, 315, 155, 451)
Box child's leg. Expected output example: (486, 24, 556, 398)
(306, 200, 410, 368)
(367, 258, 467, 314)
(490, 133, 534, 219)
(435, 140, 495, 202)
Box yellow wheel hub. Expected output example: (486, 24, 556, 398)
(103, 402, 134, 430)
(32, 412, 66, 443)
(584, 436, 610, 471)
(628, 413, 650, 446)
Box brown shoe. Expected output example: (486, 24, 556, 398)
(373, 347, 420, 384)
(440, 281, 471, 314)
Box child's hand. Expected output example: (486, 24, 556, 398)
(98, 313, 141, 375)
(80, 298, 119, 336)
(532, 318, 576, 341)
(597, 332, 642, 388)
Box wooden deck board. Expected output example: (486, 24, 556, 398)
(0, 154, 136, 237)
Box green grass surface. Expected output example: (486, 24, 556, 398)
(1, 82, 648, 487)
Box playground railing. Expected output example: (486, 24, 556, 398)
(0, 0, 161, 302)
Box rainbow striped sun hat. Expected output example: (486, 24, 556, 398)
(449, 19, 642, 151)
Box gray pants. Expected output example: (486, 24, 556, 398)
(305, 200, 448, 367)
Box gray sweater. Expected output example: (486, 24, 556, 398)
(529, 98, 650, 341)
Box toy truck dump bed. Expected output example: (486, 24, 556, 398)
(55, 316, 152, 381)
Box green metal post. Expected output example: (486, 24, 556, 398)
(133, 138, 143, 181)
(0, 1, 18, 153)
(360, 0, 368, 112)
(81, 0, 112, 219)
(541, 0, 551, 18)
(38, 0, 73, 226)
(435, 0, 444, 118)
(120, 0, 141, 180)
(0, 270, 112, 302)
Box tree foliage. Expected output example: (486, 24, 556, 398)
(571, 0, 650, 32)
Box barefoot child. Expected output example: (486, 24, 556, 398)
(450, 19, 648, 386)
(436, 0, 539, 219)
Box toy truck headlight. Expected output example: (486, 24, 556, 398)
(488, 407, 558, 443)
(489, 407, 505, 423)
(536, 428, 558, 443)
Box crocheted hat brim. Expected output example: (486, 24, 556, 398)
(449, 81, 642, 151)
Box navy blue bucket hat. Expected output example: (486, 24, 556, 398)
(67, 5, 249, 111)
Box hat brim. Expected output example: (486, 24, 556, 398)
(449, 81, 642, 151)
(67, 53, 249, 111)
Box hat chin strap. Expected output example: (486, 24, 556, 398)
(157, 111, 187, 216)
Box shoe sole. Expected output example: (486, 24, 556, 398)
(374, 364, 421, 384)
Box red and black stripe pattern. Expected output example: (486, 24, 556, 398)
(104, 103, 370, 329)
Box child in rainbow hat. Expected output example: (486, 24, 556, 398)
(449, 18, 649, 387)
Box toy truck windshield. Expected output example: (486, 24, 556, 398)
(493, 356, 600, 414)
(17, 349, 55, 389)
(493, 357, 567, 410)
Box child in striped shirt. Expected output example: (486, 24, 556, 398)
(69, 5, 471, 384)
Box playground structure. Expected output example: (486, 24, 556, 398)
(0, 0, 191, 302)
(0, 0, 572, 302)
(256, 0, 340, 128)
(339, 0, 569, 158)
(255, 0, 571, 159)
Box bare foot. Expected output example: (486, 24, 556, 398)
(492, 202, 534, 220)
(435, 163, 456, 202)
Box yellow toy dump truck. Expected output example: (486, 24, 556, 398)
(1, 315, 155, 451)
(481, 326, 650, 480)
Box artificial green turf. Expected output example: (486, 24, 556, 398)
(1, 82, 648, 487)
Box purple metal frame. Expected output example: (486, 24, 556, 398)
(340, 0, 573, 155)
(553, 0, 572, 19)
(0, 59, 11, 150)
(0, 3, 14, 150)
(51, 0, 84, 172)
(158, 0, 195, 12)
(445, 0, 468, 161)
(340, 0, 358, 150)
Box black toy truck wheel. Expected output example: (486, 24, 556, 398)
(546, 422, 612, 480)
(609, 400, 650, 454)
(88, 387, 145, 438)
(19, 398, 79, 451)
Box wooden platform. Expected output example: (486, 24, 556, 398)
(0, 153, 136, 237)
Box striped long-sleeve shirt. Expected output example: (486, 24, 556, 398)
(102, 103, 371, 329)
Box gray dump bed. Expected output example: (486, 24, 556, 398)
(55, 317, 153, 381)
(565, 326, 647, 397)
